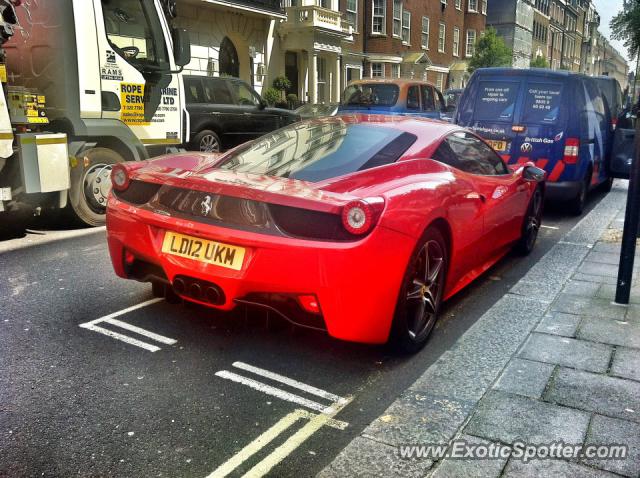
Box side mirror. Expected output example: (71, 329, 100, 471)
(523, 165, 545, 182)
(258, 100, 267, 110)
(172, 28, 191, 68)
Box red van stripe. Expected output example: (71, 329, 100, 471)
(547, 161, 566, 182)
(517, 156, 529, 165)
(501, 154, 511, 163)
(536, 159, 549, 170)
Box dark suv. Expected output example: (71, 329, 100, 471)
(183, 76, 299, 152)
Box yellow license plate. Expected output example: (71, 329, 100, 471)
(161, 231, 246, 271)
(487, 140, 507, 152)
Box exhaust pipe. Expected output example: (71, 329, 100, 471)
(173, 277, 186, 295)
(205, 286, 220, 304)
(189, 282, 202, 300)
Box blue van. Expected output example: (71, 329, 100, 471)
(455, 68, 613, 214)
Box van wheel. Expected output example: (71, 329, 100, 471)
(66, 147, 125, 227)
(191, 130, 221, 153)
(569, 173, 591, 216)
(389, 227, 448, 354)
(601, 177, 614, 193)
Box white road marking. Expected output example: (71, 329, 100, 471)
(79, 298, 176, 352)
(540, 225, 559, 230)
(232, 361, 348, 405)
(215, 370, 330, 413)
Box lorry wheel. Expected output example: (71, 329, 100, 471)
(66, 147, 125, 227)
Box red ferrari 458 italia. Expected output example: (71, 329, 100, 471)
(106, 115, 545, 352)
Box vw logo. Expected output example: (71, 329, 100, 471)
(201, 195, 213, 216)
(521, 142, 533, 153)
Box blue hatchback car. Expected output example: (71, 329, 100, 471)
(338, 79, 451, 121)
(455, 68, 613, 214)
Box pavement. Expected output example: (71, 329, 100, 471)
(321, 181, 640, 478)
(0, 185, 625, 477)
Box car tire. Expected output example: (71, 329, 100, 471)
(600, 176, 614, 193)
(65, 147, 125, 227)
(191, 130, 221, 153)
(568, 171, 591, 216)
(515, 186, 544, 256)
(389, 227, 448, 354)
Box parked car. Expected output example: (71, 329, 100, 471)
(183, 75, 299, 153)
(106, 115, 544, 353)
(338, 79, 449, 121)
(294, 103, 339, 119)
(455, 68, 614, 214)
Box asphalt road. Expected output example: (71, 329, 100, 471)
(0, 190, 610, 478)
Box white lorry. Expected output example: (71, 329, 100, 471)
(0, 0, 190, 226)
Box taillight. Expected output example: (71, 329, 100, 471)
(341, 198, 384, 236)
(111, 163, 130, 191)
(563, 138, 580, 164)
(612, 117, 618, 129)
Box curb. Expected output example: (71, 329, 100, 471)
(319, 185, 628, 478)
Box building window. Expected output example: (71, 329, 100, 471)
(421, 16, 430, 49)
(436, 72, 445, 91)
(455, 0, 461, 9)
(371, 62, 384, 77)
(346, 0, 358, 32)
(393, 0, 402, 37)
(438, 23, 446, 53)
(453, 27, 460, 56)
(468, 0, 478, 12)
(481, 0, 487, 14)
(402, 10, 411, 43)
(466, 29, 476, 57)
(372, 0, 386, 34)
(392, 64, 400, 78)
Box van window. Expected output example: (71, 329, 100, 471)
(521, 83, 563, 123)
(474, 81, 520, 122)
(421, 86, 436, 111)
(407, 86, 420, 110)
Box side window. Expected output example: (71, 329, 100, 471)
(434, 132, 508, 175)
(229, 81, 261, 107)
(207, 79, 233, 105)
(184, 78, 203, 104)
(407, 86, 420, 110)
(102, 0, 170, 71)
(436, 90, 446, 111)
(421, 85, 435, 111)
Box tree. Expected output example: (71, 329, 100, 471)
(262, 87, 280, 107)
(272, 76, 292, 102)
(467, 28, 513, 74)
(530, 55, 549, 68)
(611, 0, 640, 64)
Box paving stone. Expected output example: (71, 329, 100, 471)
(493, 358, 554, 399)
(573, 273, 618, 285)
(546, 368, 640, 423)
(503, 458, 619, 477)
(595, 284, 640, 305)
(518, 333, 612, 373)
(623, 304, 640, 322)
(586, 251, 623, 265)
(535, 313, 581, 337)
(552, 294, 627, 320)
(578, 317, 640, 349)
(430, 435, 508, 478)
(582, 414, 640, 477)
(465, 391, 590, 445)
(318, 436, 433, 478)
(578, 261, 620, 278)
(362, 391, 476, 447)
(562, 280, 602, 297)
(610, 347, 640, 382)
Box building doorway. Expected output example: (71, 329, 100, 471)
(220, 36, 239, 78)
(285, 51, 299, 99)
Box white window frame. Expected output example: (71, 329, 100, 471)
(421, 16, 430, 49)
(466, 29, 476, 57)
(371, 62, 384, 77)
(481, 0, 487, 14)
(372, 0, 386, 35)
(438, 22, 446, 53)
(393, 0, 402, 38)
(436, 72, 444, 91)
(391, 64, 400, 78)
(455, 0, 461, 9)
(468, 0, 478, 12)
(453, 26, 460, 57)
(346, 0, 358, 32)
(402, 10, 411, 44)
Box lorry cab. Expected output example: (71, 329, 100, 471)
(455, 68, 613, 214)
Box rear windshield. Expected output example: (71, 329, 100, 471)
(474, 81, 520, 122)
(343, 84, 399, 107)
(521, 82, 563, 123)
(217, 119, 417, 182)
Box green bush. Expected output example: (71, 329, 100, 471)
(273, 76, 292, 93)
(262, 87, 280, 106)
(286, 93, 298, 109)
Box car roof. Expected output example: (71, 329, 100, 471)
(473, 67, 573, 79)
(317, 113, 461, 139)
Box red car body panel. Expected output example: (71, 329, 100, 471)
(106, 115, 541, 344)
